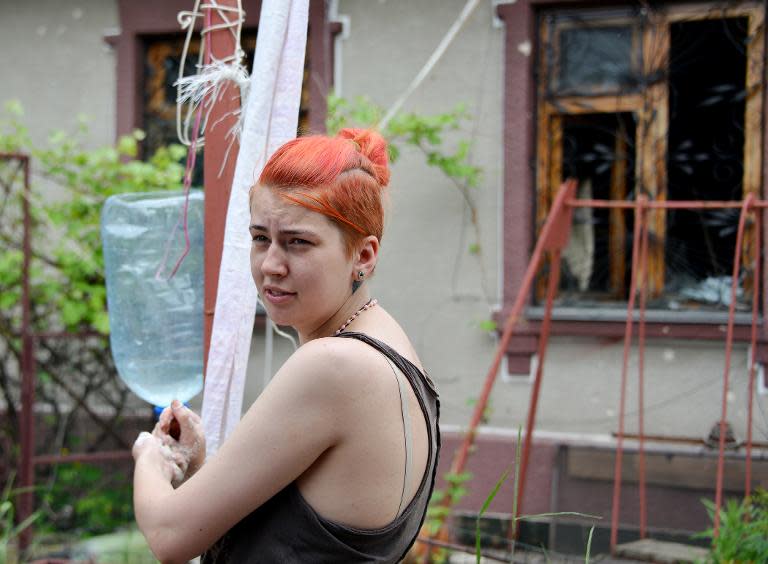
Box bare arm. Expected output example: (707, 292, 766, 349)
(132, 338, 358, 562)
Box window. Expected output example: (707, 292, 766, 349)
(536, 3, 765, 313)
(112, 0, 333, 145)
(142, 33, 243, 166)
(141, 32, 311, 182)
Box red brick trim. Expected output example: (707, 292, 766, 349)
(496, 1, 538, 373)
(496, 1, 768, 375)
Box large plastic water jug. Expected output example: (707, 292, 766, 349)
(101, 190, 204, 407)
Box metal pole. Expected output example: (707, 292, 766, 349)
(513, 248, 562, 534)
(714, 194, 754, 536)
(636, 205, 651, 539)
(569, 199, 768, 210)
(610, 195, 646, 554)
(745, 211, 761, 495)
(18, 155, 35, 552)
(431, 180, 576, 550)
(446, 180, 576, 481)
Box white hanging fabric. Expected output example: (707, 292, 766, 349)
(202, 0, 309, 457)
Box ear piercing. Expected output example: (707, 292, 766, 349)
(352, 271, 365, 294)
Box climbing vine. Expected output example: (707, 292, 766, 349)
(326, 93, 493, 305)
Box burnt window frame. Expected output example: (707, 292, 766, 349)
(497, 0, 768, 376)
(536, 2, 765, 309)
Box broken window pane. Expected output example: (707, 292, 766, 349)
(557, 113, 636, 306)
(143, 36, 200, 163)
(552, 22, 640, 95)
(141, 32, 310, 183)
(664, 17, 749, 311)
(538, 5, 762, 314)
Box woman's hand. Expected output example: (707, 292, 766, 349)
(132, 431, 185, 486)
(154, 400, 206, 485)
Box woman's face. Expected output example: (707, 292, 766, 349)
(249, 186, 355, 334)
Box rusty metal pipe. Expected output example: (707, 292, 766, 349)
(714, 194, 755, 536)
(636, 204, 651, 539)
(745, 212, 761, 494)
(514, 248, 562, 534)
(568, 199, 768, 210)
(19, 155, 35, 552)
(610, 195, 646, 554)
(33, 450, 133, 466)
(446, 180, 576, 481)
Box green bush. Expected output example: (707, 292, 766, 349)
(696, 488, 768, 563)
(0, 100, 186, 337)
(0, 99, 186, 540)
(1, 474, 40, 564)
(37, 463, 133, 538)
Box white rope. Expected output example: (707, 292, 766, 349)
(175, 0, 248, 149)
(378, 0, 482, 130)
(262, 308, 299, 390)
(271, 320, 299, 350)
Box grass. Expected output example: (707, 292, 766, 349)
(695, 488, 768, 563)
(0, 474, 40, 564)
(472, 428, 602, 564)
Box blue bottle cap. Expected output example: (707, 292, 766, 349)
(153, 402, 191, 418)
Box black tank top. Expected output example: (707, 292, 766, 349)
(200, 332, 441, 563)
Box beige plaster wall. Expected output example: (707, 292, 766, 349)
(254, 0, 507, 427)
(307, 0, 768, 445)
(0, 0, 117, 147)
(2, 0, 766, 445)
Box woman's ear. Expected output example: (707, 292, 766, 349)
(353, 235, 380, 279)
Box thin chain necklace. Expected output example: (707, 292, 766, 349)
(334, 298, 378, 336)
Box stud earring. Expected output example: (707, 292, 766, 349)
(352, 271, 365, 294)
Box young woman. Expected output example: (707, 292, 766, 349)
(132, 129, 440, 563)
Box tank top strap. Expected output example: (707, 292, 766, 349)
(334, 331, 439, 399)
(335, 331, 438, 524)
(377, 355, 412, 515)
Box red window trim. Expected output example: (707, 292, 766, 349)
(496, 0, 768, 375)
(108, 0, 337, 141)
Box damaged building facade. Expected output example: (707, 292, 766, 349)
(487, 0, 768, 551)
(2, 0, 768, 554)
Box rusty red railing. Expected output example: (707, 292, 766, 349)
(1, 152, 133, 552)
(438, 180, 765, 554)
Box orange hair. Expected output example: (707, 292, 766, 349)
(255, 128, 390, 256)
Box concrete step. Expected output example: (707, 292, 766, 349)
(615, 539, 709, 563)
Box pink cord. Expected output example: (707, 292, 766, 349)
(156, 8, 213, 281)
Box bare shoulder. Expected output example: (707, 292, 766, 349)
(271, 336, 389, 398)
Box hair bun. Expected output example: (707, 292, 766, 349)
(337, 128, 391, 187)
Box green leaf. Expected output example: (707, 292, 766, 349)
(0, 290, 19, 309)
(477, 464, 511, 563)
(117, 134, 138, 158)
(511, 426, 522, 542)
(585, 525, 594, 563)
(4, 99, 24, 117)
(93, 311, 110, 334)
(61, 299, 88, 327)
